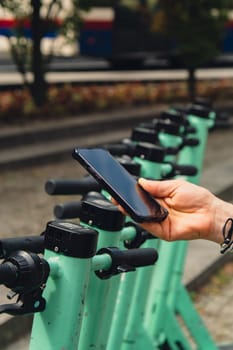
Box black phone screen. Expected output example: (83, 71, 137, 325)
(72, 148, 168, 223)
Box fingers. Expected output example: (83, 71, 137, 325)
(138, 178, 183, 198)
(111, 198, 128, 216)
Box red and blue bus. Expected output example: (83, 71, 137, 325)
(0, 17, 60, 38)
(79, 2, 233, 66)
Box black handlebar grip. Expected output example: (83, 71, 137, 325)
(0, 262, 18, 286)
(54, 201, 83, 219)
(185, 125, 197, 134)
(98, 247, 158, 268)
(181, 137, 199, 148)
(121, 247, 159, 267)
(55, 191, 108, 219)
(212, 119, 233, 130)
(103, 142, 136, 157)
(0, 236, 44, 258)
(95, 247, 158, 279)
(45, 176, 101, 195)
(193, 97, 212, 109)
(174, 164, 198, 176)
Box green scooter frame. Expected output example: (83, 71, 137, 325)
(29, 105, 218, 350)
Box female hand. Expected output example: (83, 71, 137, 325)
(136, 178, 233, 244)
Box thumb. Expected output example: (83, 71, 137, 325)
(138, 178, 181, 198)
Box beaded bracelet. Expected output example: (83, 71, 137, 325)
(220, 218, 233, 254)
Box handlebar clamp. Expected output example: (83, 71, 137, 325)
(95, 246, 158, 280)
(123, 222, 156, 249)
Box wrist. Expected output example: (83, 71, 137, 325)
(209, 197, 233, 244)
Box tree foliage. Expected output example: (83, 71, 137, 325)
(0, 0, 87, 106)
(160, 1, 230, 66)
(158, 0, 231, 99)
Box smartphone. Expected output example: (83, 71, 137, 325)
(72, 148, 168, 223)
